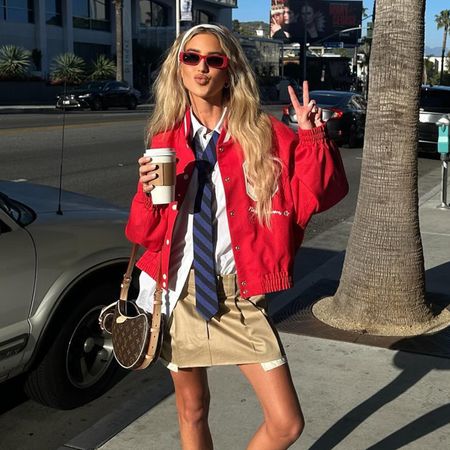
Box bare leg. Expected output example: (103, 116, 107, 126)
(239, 363, 304, 450)
(170, 367, 213, 450)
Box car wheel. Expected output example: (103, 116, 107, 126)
(24, 283, 125, 409)
(91, 97, 102, 111)
(127, 96, 137, 110)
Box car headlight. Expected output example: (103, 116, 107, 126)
(78, 93, 91, 98)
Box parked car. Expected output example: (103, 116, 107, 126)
(419, 85, 450, 154)
(56, 80, 140, 111)
(281, 90, 367, 147)
(0, 181, 135, 409)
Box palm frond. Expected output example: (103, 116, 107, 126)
(0, 45, 31, 80)
(90, 55, 116, 80)
(50, 53, 86, 84)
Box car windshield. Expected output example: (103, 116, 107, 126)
(420, 88, 450, 110)
(0, 192, 35, 226)
(78, 81, 108, 91)
(310, 93, 349, 107)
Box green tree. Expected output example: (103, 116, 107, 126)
(435, 9, 450, 85)
(50, 53, 86, 85)
(232, 19, 242, 34)
(0, 45, 31, 80)
(237, 21, 269, 37)
(423, 57, 438, 84)
(90, 55, 116, 80)
(313, 0, 450, 335)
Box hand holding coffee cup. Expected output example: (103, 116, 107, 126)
(138, 158, 157, 194)
(139, 148, 176, 204)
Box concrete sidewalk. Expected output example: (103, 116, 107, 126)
(58, 182, 450, 450)
(96, 335, 450, 450)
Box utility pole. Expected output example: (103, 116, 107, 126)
(176, 0, 180, 37)
(114, 0, 123, 81)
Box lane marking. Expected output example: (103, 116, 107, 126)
(0, 119, 146, 136)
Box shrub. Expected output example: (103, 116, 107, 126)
(0, 45, 31, 80)
(90, 55, 116, 80)
(50, 53, 86, 85)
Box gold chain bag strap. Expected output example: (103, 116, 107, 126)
(99, 244, 164, 370)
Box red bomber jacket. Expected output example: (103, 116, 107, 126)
(125, 110, 348, 298)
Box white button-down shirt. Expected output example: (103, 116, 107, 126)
(136, 108, 235, 316)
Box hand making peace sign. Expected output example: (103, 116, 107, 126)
(288, 80, 324, 130)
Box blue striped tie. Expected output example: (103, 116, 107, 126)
(193, 131, 220, 321)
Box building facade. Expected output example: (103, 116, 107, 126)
(239, 35, 281, 78)
(0, 0, 235, 86)
(425, 56, 450, 74)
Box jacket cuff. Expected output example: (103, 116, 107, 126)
(136, 185, 158, 210)
(136, 250, 161, 280)
(298, 124, 327, 143)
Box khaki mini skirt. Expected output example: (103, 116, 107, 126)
(160, 270, 285, 371)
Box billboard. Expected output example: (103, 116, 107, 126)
(270, 1, 362, 46)
(181, 0, 193, 21)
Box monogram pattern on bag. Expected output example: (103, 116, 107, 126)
(110, 303, 164, 370)
(112, 308, 150, 369)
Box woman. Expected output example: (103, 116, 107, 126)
(300, 2, 327, 41)
(126, 24, 348, 450)
(271, 1, 297, 42)
(270, 2, 287, 40)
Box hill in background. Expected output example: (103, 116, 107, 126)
(232, 20, 269, 38)
(425, 46, 443, 56)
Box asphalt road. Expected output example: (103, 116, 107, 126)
(0, 107, 439, 241)
(0, 108, 441, 450)
(0, 110, 148, 210)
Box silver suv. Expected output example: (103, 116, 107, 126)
(1, 181, 133, 409)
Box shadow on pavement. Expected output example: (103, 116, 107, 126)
(309, 351, 450, 450)
(271, 251, 450, 449)
(273, 251, 450, 359)
(292, 246, 339, 281)
(0, 374, 28, 414)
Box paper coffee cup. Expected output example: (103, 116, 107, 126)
(144, 148, 176, 204)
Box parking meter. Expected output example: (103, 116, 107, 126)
(436, 115, 450, 209)
(437, 115, 450, 156)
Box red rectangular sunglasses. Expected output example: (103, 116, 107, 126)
(179, 51, 229, 70)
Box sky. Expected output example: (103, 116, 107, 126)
(233, 0, 446, 50)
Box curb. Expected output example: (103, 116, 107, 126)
(0, 106, 57, 114)
(0, 104, 155, 114)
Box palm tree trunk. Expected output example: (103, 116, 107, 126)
(313, 0, 450, 336)
(439, 25, 448, 85)
(114, 0, 123, 81)
(364, 0, 377, 99)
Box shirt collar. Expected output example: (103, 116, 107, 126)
(190, 107, 227, 140)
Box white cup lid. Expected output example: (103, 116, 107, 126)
(145, 148, 175, 157)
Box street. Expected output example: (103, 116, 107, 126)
(0, 108, 441, 450)
(0, 107, 439, 241)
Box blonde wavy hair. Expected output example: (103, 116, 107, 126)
(147, 24, 280, 226)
